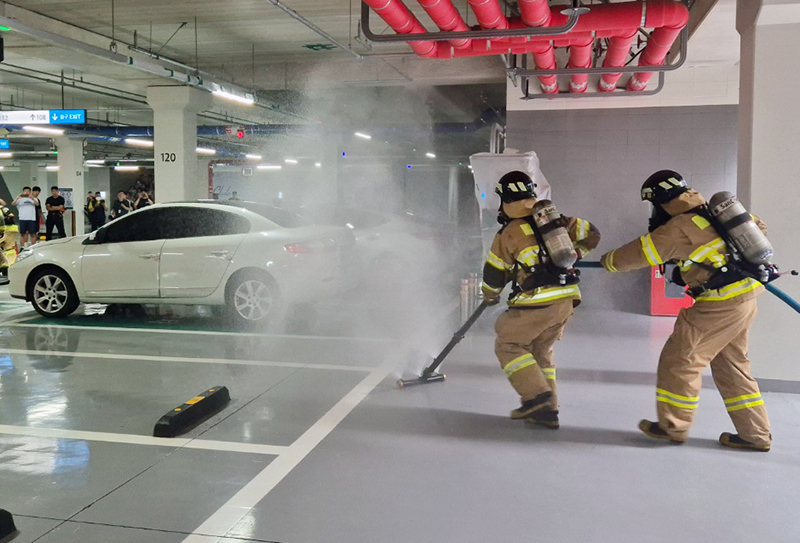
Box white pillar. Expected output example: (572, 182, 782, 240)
(55, 137, 85, 236)
(146, 86, 212, 203)
(737, 0, 800, 380)
(18, 162, 38, 191)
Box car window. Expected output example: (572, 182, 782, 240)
(102, 208, 166, 243)
(160, 207, 250, 239)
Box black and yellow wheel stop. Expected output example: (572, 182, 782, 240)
(0, 509, 17, 540)
(153, 386, 231, 438)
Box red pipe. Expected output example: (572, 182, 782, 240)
(516, 0, 557, 93)
(599, 29, 637, 92)
(628, 1, 689, 90)
(417, 0, 471, 49)
(362, 0, 441, 57)
(467, 0, 509, 29)
(518, 0, 550, 27)
(568, 34, 593, 93)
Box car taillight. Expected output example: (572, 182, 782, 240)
(285, 239, 337, 254)
(284, 243, 314, 253)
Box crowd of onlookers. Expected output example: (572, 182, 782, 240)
(86, 189, 154, 231)
(0, 185, 69, 248)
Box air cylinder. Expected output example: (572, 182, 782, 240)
(708, 191, 773, 265)
(531, 200, 577, 269)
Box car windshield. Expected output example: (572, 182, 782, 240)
(201, 201, 311, 228)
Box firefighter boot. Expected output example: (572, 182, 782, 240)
(524, 409, 560, 429)
(638, 419, 685, 444)
(510, 391, 553, 419)
(719, 432, 770, 452)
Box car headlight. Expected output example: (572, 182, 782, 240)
(14, 250, 33, 263)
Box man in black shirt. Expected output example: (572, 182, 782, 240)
(45, 186, 67, 241)
(111, 191, 133, 219)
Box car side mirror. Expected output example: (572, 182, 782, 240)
(84, 228, 107, 244)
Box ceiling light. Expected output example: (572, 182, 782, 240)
(196, 147, 217, 155)
(257, 165, 282, 170)
(245, 154, 262, 160)
(426, 152, 436, 159)
(284, 158, 298, 165)
(315, 162, 321, 167)
(125, 138, 154, 147)
(45, 165, 59, 171)
(85, 159, 105, 164)
(354, 132, 372, 140)
(23, 126, 64, 135)
(114, 165, 140, 171)
(212, 89, 255, 105)
(0, 152, 12, 159)
(0, 166, 4, 171)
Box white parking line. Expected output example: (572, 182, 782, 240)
(0, 425, 288, 456)
(0, 348, 375, 373)
(0, 319, 399, 343)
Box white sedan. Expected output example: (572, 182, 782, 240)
(9, 201, 353, 326)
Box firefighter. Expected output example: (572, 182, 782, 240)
(0, 207, 19, 275)
(600, 170, 771, 451)
(481, 171, 600, 429)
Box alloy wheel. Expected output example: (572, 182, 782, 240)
(33, 274, 69, 315)
(233, 279, 272, 321)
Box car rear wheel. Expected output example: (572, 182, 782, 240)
(225, 271, 278, 327)
(30, 268, 80, 318)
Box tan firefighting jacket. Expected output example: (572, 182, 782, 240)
(481, 214, 600, 307)
(600, 190, 766, 304)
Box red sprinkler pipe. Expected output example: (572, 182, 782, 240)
(599, 29, 637, 92)
(362, 0, 441, 57)
(417, 0, 471, 49)
(467, 0, 509, 29)
(517, 0, 558, 93)
(628, 1, 689, 90)
(568, 34, 594, 93)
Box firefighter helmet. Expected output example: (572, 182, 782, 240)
(495, 171, 537, 203)
(641, 170, 689, 205)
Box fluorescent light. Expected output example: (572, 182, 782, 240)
(23, 126, 64, 135)
(315, 162, 321, 167)
(114, 165, 140, 171)
(85, 159, 105, 164)
(257, 165, 282, 170)
(426, 152, 436, 159)
(354, 132, 372, 140)
(125, 138, 154, 147)
(284, 158, 298, 165)
(87, 164, 105, 168)
(0, 166, 4, 171)
(46, 165, 59, 171)
(0, 152, 12, 159)
(196, 147, 217, 155)
(212, 90, 255, 105)
(245, 154, 262, 160)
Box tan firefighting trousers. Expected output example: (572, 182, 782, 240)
(0, 230, 16, 268)
(656, 296, 770, 446)
(494, 299, 573, 407)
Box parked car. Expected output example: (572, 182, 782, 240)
(8, 201, 354, 326)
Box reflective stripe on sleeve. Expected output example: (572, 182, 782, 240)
(504, 354, 537, 377)
(656, 388, 699, 409)
(511, 285, 581, 305)
(576, 219, 589, 241)
(695, 278, 762, 302)
(640, 234, 664, 266)
(542, 367, 556, 381)
(481, 281, 502, 294)
(604, 250, 619, 272)
(517, 246, 540, 268)
(680, 237, 728, 272)
(486, 251, 511, 271)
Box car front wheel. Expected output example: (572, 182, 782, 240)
(225, 271, 278, 327)
(30, 268, 80, 318)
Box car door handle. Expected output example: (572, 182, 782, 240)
(138, 253, 159, 259)
(210, 250, 230, 257)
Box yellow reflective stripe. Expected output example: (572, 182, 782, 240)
(659, 181, 673, 190)
(513, 285, 581, 305)
(575, 246, 589, 259)
(486, 251, 510, 271)
(727, 400, 765, 412)
(517, 246, 539, 267)
(687, 238, 726, 264)
(657, 397, 699, 409)
(520, 223, 534, 236)
(656, 388, 698, 402)
(504, 354, 537, 377)
(640, 234, 663, 266)
(695, 278, 762, 302)
(542, 367, 556, 380)
(576, 219, 589, 241)
(724, 392, 762, 405)
(604, 250, 619, 272)
(691, 215, 711, 229)
(481, 281, 502, 294)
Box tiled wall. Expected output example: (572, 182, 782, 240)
(507, 105, 738, 313)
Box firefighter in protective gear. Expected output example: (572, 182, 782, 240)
(481, 171, 600, 428)
(600, 170, 771, 451)
(0, 207, 19, 274)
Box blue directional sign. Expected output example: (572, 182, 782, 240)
(0, 139, 9, 149)
(50, 110, 86, 124)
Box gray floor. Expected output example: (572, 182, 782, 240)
(2, 286, 800, 543)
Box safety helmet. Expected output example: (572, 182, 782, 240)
(495, 171, 537, 203)
(641, 170, 689, 205)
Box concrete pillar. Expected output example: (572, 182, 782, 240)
(55, 137, 85, 236)
(146, 86, 212, 203)
(737, 0, 800, 380)
(18, 162, 38, 191)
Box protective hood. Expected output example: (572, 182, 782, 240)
(502, 199, 536, 219)
(661, 189, 707, 216)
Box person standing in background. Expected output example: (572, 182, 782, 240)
(135, 190, 153, 210)
(45, 186, 67, 241)
(111, 190, 133, 219)
(12, 187, 38, 248)
(31, 186, 44, 236)
(87, 192, 107, 231)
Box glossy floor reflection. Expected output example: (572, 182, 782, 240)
(2, 287, 800, 543)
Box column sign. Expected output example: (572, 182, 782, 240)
(0, 139, 9, 149)
(0, 109, 86, 125)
